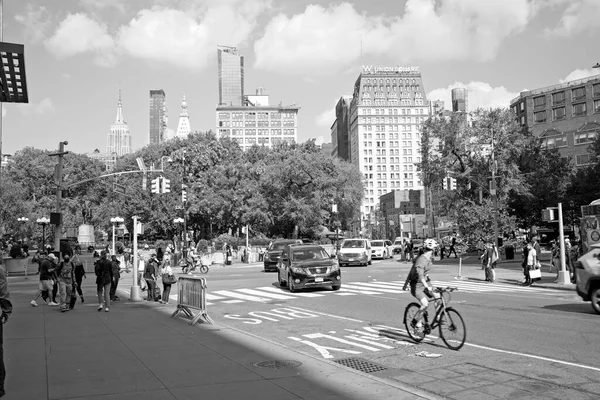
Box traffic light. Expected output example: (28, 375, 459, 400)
(151, 177, 160, 193)
(181, 190, 187, 203)
(162, 177, 171, 193)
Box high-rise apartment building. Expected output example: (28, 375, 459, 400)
(451, 88, 468, 113)
(149, 90, 167, 145)
(218, 45, 244, 107)
(510, 74, 600, 167)
(348, 66, 430, 221)
(331, 96, 352, 161)
(107, 90, 132, 157)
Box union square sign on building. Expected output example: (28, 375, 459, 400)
(362, 65, 420, 74)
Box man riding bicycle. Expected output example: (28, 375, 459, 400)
(403, 238, 440, 333)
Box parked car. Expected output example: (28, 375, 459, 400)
(278, 244, 341, 292)
(263, 239, 302, 272)
(371, 240, 393, 259)
(392, 237, 405, 254)
(575, 243, 600, 314)
(337, 238, 372, 267)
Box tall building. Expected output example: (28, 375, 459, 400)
(218, 45, 244, 107)
(175, 95, 191, 138)
(331, 96, 352, 161)
(106, 90, 132, 157)
(348, 65, 430, 223)
(451, 88, 468, 113)
(510, 74, 600, 168)
(149, 90, 167, 145)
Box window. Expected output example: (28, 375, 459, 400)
(552, 91, 565, 105)
(544, 134, 567, 148)
(572, 87, 586, 101)
(574, 131, 598, 145)
(553, 107, 566, 120)
(594, 84, 600, 97)
(595, 99, 600, 113)
(519, 102, 524, 111)
(573, 102, 587, 116)
(534, 110, 546, 123)
(576, 154, 594, 166)
(520, 116, 525, 125)
(533, 96, 546, 107)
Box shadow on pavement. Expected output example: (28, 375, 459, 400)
(541, 303, 597, 315)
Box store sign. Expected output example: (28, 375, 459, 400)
(362, 65, 420, 74)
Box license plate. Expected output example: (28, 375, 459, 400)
(349, 258, 354, 261)
(315, 277, 324, 283)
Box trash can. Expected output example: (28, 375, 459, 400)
(505, 246, 514, 260)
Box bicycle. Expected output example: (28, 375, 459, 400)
(179, 254, 209, 274)
(403, 286, 466, 350)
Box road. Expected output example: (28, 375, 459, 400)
(138, 256, 598, 400)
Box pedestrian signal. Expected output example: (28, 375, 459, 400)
(151, 177, 160, 194)
(181, 190, 187, 203)
(162, 178, 171, 193)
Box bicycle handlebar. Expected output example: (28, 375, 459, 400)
(433, 286, 458, 293)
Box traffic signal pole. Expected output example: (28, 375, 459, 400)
(49, 141, 69, 254)
(130, 215, 142, 301)
(557, 203, 570, 285)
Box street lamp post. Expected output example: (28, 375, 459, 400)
(17, 217, 29, 241)
(36, 217, 50, 251)
(331, 200, 339, 253)
(110, 217, 124, 255)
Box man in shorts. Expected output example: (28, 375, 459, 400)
(404, 239, 439, 334)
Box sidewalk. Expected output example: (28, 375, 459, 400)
(3, 275, 440, 400)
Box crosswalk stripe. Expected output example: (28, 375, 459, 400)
(257, 287, 325, 297)
(222, 300, 244, 304)
(346, 282, 402, 293)
(237, 288, 297, 300)
(369, 282, 406, 288)
(212, 290, 272, 302)
(205, 294, 227, 301)
(339, 285, 390, 295)
(334, 292, 357, 296)
(430, 280, 557, 293)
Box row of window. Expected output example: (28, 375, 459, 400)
(361, 108, 428, 115)
(219, 128, 296, 136)
(361, 115, 426, 123)
(363, 133, 416, 140)
(533, 100, 600, 123)
(362, 86, 423, 96)
(219, 112, 296, 120)
(231, 137, 296, 145)
(532, 84, 600, 108)
(363, 164, 414, 173)
(543, 130, 597, 149)
(362, 156, 420, 164)
(362, 99, 424, 106)
(364, 78, 420, 86)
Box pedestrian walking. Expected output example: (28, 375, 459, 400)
(73, 254, 86, 303)
(109, 255, 121, 301)
(137, 251, 147, 291)
(95, 251, 113, 312)
(0, 259, 13, 397)
(31, 253, 58, 307)
(550, 241, 560, 282)
(144, 253, 158, 301)
(160, 258, 175, 304)
(447, 235, 458, 258)
(55, 254, 76, 312)
(405, 240, 413, 262)
(482, 240, 499, 283)
(569, 239, 580, 284)
(523, 240, 539, 286)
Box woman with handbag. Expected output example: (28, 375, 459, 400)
(160, 259, 176, 304)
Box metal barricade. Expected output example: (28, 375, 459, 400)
(170, 276, 213, 325)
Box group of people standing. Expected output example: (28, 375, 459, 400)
(137, 251, 175, 304)
(31, 252, 86, 312)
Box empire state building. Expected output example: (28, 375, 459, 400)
(107, 91, 132, 156)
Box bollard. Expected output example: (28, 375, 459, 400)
(455, 257, 464, 280)
(24, 260, 28, 280)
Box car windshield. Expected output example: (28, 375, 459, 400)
(292, 248, 328, 261)
(371, 241, 384, 247)
(341, 240, 365, 248)
(270, 242, 292, 251)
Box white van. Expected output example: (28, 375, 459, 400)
(337, 238, 372, 267)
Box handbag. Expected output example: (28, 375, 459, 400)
(162, 274, 177, 285)
(529, 268, 542, 279)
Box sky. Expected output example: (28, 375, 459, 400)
(2, 0, 600, 155)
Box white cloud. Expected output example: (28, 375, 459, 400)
(44, 13, 118, 67)
(19, 98, 55, 116)
(316, 100, 338, 128)
(254, 0, 537, 74)
(80, 0, 126, 14)
(559, 68, 600, 83)
(61, 73, 72, 79)
(314, 136, 325, 146)
(427, 82, 519, 111)
(544, 0, 600, 37)
(15, 5, 53, 44)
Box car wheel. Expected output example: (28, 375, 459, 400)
(332, 283, 341, 291)
(367, 259, 372, 266)
(592, 287, 600, 314)
(288, 272, 296, 293)
(278, 269, 287, 287)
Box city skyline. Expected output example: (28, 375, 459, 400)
(2, 0, 600, 155)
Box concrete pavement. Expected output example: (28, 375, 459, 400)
(3, 272, 439, 400)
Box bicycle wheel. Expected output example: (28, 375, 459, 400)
(403, 302, 425, 342)
(200, 265, 209, 274)
(438, 307, 466, 350)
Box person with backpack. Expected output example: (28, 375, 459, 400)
(95, 251, 113, 312)
(55, 254, 76, 313)
(109, 255, 121, 301)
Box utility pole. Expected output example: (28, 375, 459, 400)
(557, 203, 570, 285)
(130, 215, 142, 301)
(490, 129, 499, 249)
(181, 150, 187, 258)
(49, 141, 69, 254)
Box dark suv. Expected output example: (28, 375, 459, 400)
(277, 244, 341, 292)
(263, 239, 302, 272)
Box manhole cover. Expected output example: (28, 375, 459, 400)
(333, 357, 388, 374)
(253, 360, 302, 369)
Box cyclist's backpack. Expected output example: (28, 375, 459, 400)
(60, 261, 74, 280)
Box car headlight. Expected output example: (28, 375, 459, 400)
(330, 262, 340, 272)
(291, 267, 304, 274)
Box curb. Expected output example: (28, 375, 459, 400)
(462, 276, 576, 292)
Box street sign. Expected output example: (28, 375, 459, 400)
(542, 208, 558, 222)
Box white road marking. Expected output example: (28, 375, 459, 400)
(347, 282, 406, 293)
(221, 300, 244, 304)
(286, 306, 364, 323)
(344, 335, 395, 349)
(257, 286, 325, 297)
(303, 333, 383, 351)
(334, 292, 357, 296)
(205, 293, 227, 301)
(339, 286, 389, 295)
(212, 290, 271, 302)
(237, 288, 297, 300)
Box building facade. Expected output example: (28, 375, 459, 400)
(510, 74, 600, 167)
(451, 88, 468, 113)
(149, 89, 167, 146)
(106, 91, 132, 157)
(218, 46, 244, 107)
(331, 96, 352, 161)
(216, 105, 299, 150)
(175, 95, 191, 138)
(348, 66, 430, 222)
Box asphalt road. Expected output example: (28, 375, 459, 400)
(175, 257, 600, 399)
